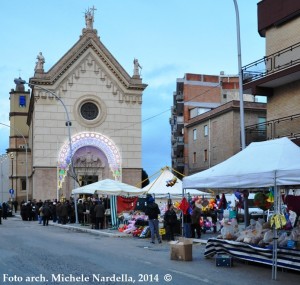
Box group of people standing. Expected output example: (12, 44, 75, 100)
(77, 199, 106, 229)
(19, 199, 78, 226)
(144, 195, 205, 243)
(0, 196, 109, 230)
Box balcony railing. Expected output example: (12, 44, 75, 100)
(245, 113, 300, 145)
(176, 92, 184, 101)
(242, 41, 300, 84)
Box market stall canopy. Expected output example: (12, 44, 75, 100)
(183, 137, 300, 189)
(143, 166, 209, 197)
(72, 179, 146, 197)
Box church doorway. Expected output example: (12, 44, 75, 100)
(73, 145, 109, 186)
(80, 175, 98, 186)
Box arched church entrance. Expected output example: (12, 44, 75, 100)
(57, 132, 122, 190)
(73, 145, 108, 186)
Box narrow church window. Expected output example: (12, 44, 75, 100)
(19, 96, 26, 108)
(80, 102, 99, 120)
(21, 178, 26, 191)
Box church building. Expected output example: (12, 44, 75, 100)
(9, 8, 147, 202)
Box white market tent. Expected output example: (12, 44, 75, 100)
(183, 137, 300, 279)
(143, 166, 208, 198)
(72, 178, 146, 197)
(72, 179, 146, 228)
(183, 137, 300, 189)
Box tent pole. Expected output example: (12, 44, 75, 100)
(182, 187, 185, 237)
(272, 177, 278, 280)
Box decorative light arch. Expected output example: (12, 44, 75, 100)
(57, 131, 121, 188)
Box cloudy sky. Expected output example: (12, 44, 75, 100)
(0, 0, 264, 178)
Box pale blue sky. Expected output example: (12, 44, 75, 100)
(0, 0, 264, 177)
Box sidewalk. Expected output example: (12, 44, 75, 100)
(13, 212, 219, 243)
(48, 219, 221, 244)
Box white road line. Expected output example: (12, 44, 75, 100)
(168, 269, 211, 283)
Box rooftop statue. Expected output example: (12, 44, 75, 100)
(133, 58, 142, 77)
(85, 6, 97, 30)
(35, 52, 45, 71)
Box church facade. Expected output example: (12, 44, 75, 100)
(9, 8, 147, 202)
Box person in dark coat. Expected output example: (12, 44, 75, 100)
(60, 202, 69, 225)
(94, 201, 105, 229)
(77, 200, 85, 224)
(51, 202, 57, 223)
(89, 201, 97, 229)
(0, 204, 2, 224)
(56, 202, 62, 224)
(145, 196, 162, 244)
(164, 204, 178, 241)
(21, 202, 28, 221)
(13, 200, 18, 213)
(42, 202, 51, 226)
(30, 202, 38, 221)
(191, 201, 202, 239)
(2, 202, 8, 220)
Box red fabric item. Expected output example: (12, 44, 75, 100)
(179, 197, 190, 215)
(285, 195, 300, 216)
(117, 196, 138, 213)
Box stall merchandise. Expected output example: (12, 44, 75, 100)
(205, 238, 300, 271)
(183, 137, 300, 280)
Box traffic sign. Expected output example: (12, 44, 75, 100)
(9, 189, 14, 195)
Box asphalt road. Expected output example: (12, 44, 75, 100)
(0, 217, 299, 285)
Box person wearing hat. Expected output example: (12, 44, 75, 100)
(145, 196, 162, 244)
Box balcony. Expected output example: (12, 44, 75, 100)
(245, 113, 300, 145)
(176, 92, 184, 101)
(242, 41, 300, 96)
(173, 157, 184, 168)
(177, 116, 184, 124)
(172, 136, 184, 154)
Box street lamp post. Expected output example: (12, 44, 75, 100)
(14, 78, 78, 223)
(232, 0, 249, 231)
(233, 0, 246, 150)
(10, 152, 14, 190)
(0, 122, 28, 202)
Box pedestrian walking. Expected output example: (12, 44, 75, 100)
(145, 196, 162, 244)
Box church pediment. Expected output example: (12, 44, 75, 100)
(30, 30, 147, 93)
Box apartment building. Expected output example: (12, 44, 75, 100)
(170, 73, 265, 176)
(243, 0, 300, 145)
(185, 100, 266, 175)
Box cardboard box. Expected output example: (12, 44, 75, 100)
(215, 254, 233, 267)
(170, 238, 193, 261)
